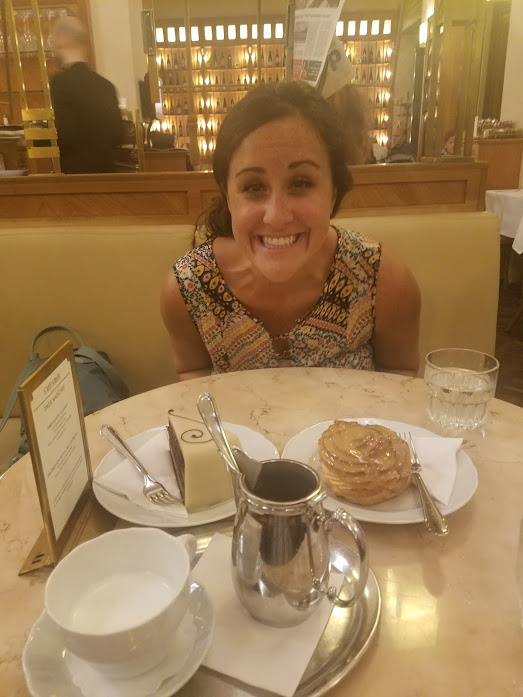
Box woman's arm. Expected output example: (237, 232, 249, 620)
(160, 270, 213, 380)
(372, 248, 421, 376)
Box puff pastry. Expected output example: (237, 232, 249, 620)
(318, 421, 411, 505)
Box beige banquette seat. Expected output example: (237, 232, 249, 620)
(0, 211, 500, 470)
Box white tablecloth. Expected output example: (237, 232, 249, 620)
(485, 189, 523, 254)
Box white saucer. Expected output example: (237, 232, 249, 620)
(93, 422, 279, 528)
(22, 580, 214, 697)
(282, 418, 478, 525)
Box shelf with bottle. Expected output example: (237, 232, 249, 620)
(156, 44, 285, 91)
(344, 40, 393, 67)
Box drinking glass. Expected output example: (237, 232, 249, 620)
(424, 348, 499, 431)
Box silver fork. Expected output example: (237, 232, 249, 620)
(100, 424, 179, 505)
(401, 432, 449, 536)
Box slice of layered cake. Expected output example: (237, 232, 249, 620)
(167, 411, 240, 512)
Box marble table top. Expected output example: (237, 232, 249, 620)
(1, 367, 522, 696)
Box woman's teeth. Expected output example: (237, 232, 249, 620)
(261, 234, 298, 248)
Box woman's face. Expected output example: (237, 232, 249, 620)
(226, 115, 336, 283)
(445, 135, 455, 153)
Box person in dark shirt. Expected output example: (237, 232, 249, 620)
(384, 126, 417, 163)
(49, 17, 124, 174)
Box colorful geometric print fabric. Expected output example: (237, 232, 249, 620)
(173, 227, 381, 373)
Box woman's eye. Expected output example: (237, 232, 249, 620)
(291, 178, 312, 191)
(242, 182, 265, 194)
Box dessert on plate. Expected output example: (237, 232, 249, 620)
(318, 421, 411, 505)
(167, 411, 240, 512)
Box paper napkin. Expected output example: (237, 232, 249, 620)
(193, 533, 342, 697)
(94, 428, 189, 518)
(412, 436, 463, 506)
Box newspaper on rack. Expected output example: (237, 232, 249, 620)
(320, 35, 356, 99)
(292, 0, 345, 88)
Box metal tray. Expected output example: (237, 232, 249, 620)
(176, 522, 381, 697)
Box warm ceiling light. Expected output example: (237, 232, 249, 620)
(167, 27, 176, 42)
(359, 20, 368, 36)
(156, 28, 164, 43)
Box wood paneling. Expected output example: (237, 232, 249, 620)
(472, 138, 523, 191)
(0, 161, 488, 225)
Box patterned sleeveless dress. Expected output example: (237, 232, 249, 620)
(173, 227, 381, 373)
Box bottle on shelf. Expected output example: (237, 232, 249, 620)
(368, 68, 373, 84)
(362, 70, 366, 84)
(362, 48, 367, 63)
(261, 50, 265, 67)
(374, 114, 379, 129)
(184, 98, 188, 115)
(275, 50, 280, 67)
(227, 51, 232, 69)
(376, 48, 381, 63)
(237, 74, 241, 85)
(375, 93, 380, 106)
(216, 98, 221, 112)
(220, 52, 225, 69)
(181, 52, 185, 70)
(369, 48, 374, 64)
(268, 50, 273, 67)
(169, 98, 174, 115)
(178, 120, 183, 137)
(176, 99, 182, 115)
(223, 98, 227, 111)
(166, 54, 171, 70)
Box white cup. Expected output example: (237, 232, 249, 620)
(45, 527, 196, 677)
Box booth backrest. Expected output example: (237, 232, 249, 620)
(0, 212, 499, 418)
(335, 212, 500, 370)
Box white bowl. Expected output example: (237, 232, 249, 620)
(45, 528, 196, 677)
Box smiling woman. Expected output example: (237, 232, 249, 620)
(160, 81, 421, 380)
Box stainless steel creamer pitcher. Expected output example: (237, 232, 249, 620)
(231, 457, 368, 627)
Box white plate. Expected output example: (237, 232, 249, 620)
(282, 418, 478, 525)
(93, 423, 279, 528)
(22, 580, 214, 697)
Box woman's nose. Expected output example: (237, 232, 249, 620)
(262, 191, 293, 228)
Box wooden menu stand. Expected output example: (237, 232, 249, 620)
(17, 341, 95, 574)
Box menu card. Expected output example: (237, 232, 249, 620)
(18, 341, 92, 573)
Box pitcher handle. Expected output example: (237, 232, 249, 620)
(322, 508, 369, 608)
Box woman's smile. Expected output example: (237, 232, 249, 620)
(258, 233, 302, 249)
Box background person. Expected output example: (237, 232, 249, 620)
(49, 16, 124, 174)
(384, 125, 417, 163)
(160, 81, 421, 380)
(441, 129, 455, 155)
